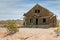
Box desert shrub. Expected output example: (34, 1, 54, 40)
(54, 27, 60, 36)
(4, 21, 19, 34)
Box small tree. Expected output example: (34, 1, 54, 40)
(4, 21, 19, 34)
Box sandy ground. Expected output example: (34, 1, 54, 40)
(0, 28, 60, 40)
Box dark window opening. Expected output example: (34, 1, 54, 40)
(38, 10, 40, 13)
(36, 18, 38, 25)
(35, 10, 37, 13)
(30, 19, 32, 23)
(35, 10, 40, 13)
(43, 18, 46, 23)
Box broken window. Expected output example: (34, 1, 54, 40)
(35, 10, 40, 13)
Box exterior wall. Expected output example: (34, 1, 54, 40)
(24, 15, 57, 27)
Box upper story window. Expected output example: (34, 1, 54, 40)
(35, 10, 40, 13)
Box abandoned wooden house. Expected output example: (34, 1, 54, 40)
(23, 4, 57, 28)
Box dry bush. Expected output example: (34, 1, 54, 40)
(4, 21, 19, 35)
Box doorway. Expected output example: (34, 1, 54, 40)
(36, 18, 38, 25)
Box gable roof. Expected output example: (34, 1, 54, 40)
(24, 4, 55, 16)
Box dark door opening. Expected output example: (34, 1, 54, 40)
(36, 18, 38, 25)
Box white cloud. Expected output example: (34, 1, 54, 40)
(0, 0, 60, 20)
(0, 0, 34, 15)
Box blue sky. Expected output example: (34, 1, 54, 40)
(0, 0, 60, 20)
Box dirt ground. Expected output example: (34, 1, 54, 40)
(0, 27, 60, 40)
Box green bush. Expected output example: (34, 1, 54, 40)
(4, 21, 19, 34)
(54, 27, 60, 36)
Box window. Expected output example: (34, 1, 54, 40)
(35, 10, 37, 13)
(30, 19, 32, 23)
(38, 10, 40, 13)
(35, 10, 40, 13)
(43, 18, 46, 23)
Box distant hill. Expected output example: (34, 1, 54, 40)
(0, 19, 24, 27)
(58, 20, 60, 22)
